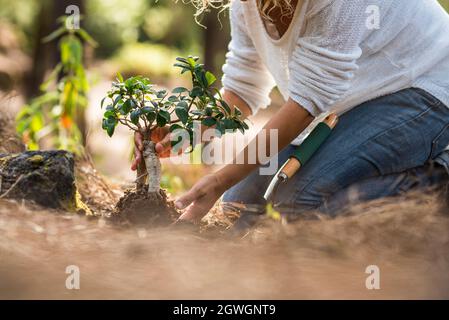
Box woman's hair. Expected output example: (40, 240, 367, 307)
(189, 0, 294, 21)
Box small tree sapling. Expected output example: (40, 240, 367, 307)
(101, 56, 248, 203)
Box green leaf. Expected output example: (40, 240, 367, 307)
(191, 110, 203, 116)
(172, 87, 188, 94)
(223, 119, 237, 130)
(157, 90, 167, 99)
(174, 63, 190, 71)
(156, 109, 171, 127)
(156, 113, 167, 127)
(130, 109, 141, 125)
(234, 106, 242, 116)
(113, 94, 122, 106)
(175, 107, 188, 124)
(202, 117, 216, 127)
(205, 106, 213, 116)
(169, 124, 184, 132)
(142, 106, 154, 113)
(125, 78, 136, 90)
(205, 71, 217, 86)
(168, 95, 179, 102)
(42, 27, 66, 43)
(177, 101, 188, 109)
(190, 87, 203, 98)
(175, 57, 189, 64)
(100, 97, 107, 109)
(159, 109, 171, 122)
(187, 56, 199, 67)
(103, 110, 116, 118)
(146, 111, 156, 123)
(122, 99, 136, 114)
(220, 100, 231, 115)
(216, 121, 225, 134)
(102, 117, 117, 137)
(30, 114, 44, 132)
(117, 72, 124, 83)
(76, 29, 98, 47)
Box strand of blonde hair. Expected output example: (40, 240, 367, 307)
(187, 0, 294, 21)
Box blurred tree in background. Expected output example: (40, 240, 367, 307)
(0, 0, 230, 98)
(442, 0, 449, 10)
(16, 15, 97, 153)
(0, 0, 447, 106)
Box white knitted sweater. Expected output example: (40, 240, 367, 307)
(222, 0, 449, 143)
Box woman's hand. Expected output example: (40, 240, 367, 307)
(175, 174, 226, 222)
(131, 127, 174, 171)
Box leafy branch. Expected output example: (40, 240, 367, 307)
(101, 56, 249, 151)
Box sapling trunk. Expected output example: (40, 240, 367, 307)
(136, 159, 147, 192)
(142, 140, 161, 194)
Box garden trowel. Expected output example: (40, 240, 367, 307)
(263, 114, 339, 203)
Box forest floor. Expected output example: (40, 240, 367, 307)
(1, 110, 449, 299)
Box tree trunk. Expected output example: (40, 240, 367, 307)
(25, 0, 57, 99)
(203, 9, 230, 80)
(136, 158, 147, 192)
(142, 140, 161, 194)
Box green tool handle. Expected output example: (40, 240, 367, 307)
(291, 122, 332, 166)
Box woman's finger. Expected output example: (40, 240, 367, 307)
(134, 131, 144, 151)
(131, 148, 142, 171)
(178, 199, 211, 222)
(155, 133, 171, 155)
(175, 187, 202, 210)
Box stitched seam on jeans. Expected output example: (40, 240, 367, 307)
(411, 87, 444, 108)
(430, 123, 449, 159)
(290, 102, 436, 205)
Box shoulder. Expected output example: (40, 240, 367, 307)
(229, 0, 245, 18)
(229, 0, 252, 32)
(305, 0, 383, 19)
(305, 0, 335, 18)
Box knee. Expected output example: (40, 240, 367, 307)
(222, 176, 268, 206)
(273, 178, 336, 214)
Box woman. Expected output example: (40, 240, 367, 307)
(134, 0, 449, 223)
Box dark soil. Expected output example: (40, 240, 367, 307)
(112, 188, 180, 226)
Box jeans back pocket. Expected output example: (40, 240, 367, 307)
(431, 123, 449, 159)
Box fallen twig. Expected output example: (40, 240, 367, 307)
(0, 174, 24, 199)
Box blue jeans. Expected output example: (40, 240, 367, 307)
(223, 88, 449, 218)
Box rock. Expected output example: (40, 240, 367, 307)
(0, 150, 77, 209)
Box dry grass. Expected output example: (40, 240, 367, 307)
(2, 105, 449, 300)
(1, 191, 448, 299)
(0, 112, 25, 154)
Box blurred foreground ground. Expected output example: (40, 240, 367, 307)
(2, 92, 449, 299)
(1, 192, 449, 299)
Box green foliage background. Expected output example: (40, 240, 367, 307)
(0, 0, 447, 79)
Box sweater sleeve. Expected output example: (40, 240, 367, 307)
(289, 0, 370, 116)
(222, 2, 276, 115)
